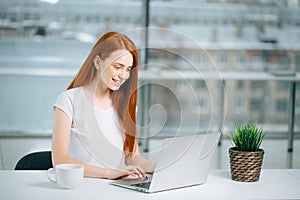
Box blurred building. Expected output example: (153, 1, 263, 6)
(0, 0, 299, 135)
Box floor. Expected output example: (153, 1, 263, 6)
(144, 137, 300, 170)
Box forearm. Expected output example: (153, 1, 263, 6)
(52, 155, 111, 179)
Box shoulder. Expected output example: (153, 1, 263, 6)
(56, 87, 82, 102)
(53, 87, 83, 120)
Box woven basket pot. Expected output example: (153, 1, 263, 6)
(229, 147, 264, 182)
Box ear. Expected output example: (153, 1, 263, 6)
(93, 55, 102, 70)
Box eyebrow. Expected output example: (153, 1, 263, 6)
(114, 62, 133, 68)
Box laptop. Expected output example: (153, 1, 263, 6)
(110, 132, 221, 193)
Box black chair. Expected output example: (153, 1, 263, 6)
(15, 151, 52, 170)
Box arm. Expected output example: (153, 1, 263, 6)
(125, 145, 156, 174)
(52, 107, 140, 179)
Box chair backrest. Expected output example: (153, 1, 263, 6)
(15, 151, 52, 170)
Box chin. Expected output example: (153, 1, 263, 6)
(110, 86, 121, 91)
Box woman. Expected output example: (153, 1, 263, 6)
(52, 31, 155, 180)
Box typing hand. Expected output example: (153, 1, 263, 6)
(109, 165, 146, 180)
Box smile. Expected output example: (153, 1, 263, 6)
(112, 78, 122, 85)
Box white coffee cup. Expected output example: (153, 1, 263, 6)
(47, 164, 84, 189)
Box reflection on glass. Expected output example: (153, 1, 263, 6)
(0, 0, 299, 137)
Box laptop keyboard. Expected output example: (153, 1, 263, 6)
(131, 182, 151, 189)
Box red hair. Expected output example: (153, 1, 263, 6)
(68, 32, 138, 159)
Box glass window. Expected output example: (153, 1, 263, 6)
(0, 0, 298, 141)
(217, 54, 227, 69)
(296, 55, 300, 72)
(234, 97, 245, 113)
(277, 81, 289, 91)
(278, 54, 290, 70)
(199, 54, 209, 69)
(196, 99, 208, 114)
(195, 80, 206, 90)
(296, 101, 300, 114)
(236, 54, 246, 69)
(250, 99, 262, 111)
(176, 79, 189, 92)
(251, 81, 265, 90)
(251, 55, 263, 70)
(236, 80, 244, 90)
(276, 99, 288, 112)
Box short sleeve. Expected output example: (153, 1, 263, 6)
(53, 90, 74, 121)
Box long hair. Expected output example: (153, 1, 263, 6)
(68, 32, 138, 159)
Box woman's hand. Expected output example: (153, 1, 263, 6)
(125, 153, 156, 174)
(108, 165, 147, 180)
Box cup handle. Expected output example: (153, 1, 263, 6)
(47, 168, 56, 183)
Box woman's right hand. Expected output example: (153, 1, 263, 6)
(108, 165, 146, 180)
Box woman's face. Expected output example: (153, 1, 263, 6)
(97, 49, 134, 91)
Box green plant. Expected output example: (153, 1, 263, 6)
(228, 122, 265, 152)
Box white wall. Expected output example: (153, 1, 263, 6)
(0, 136, 52, 170)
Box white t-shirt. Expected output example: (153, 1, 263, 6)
(53, 87, 126, 168)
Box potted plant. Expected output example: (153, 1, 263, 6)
(228, 122, 265, 182)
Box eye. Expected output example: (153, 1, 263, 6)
(127, 67, 132, 72)
(113, 64, 121, 69)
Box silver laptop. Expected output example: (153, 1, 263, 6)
(110, 132, 221, 193)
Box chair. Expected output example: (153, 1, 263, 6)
(15, 151, 52, 170)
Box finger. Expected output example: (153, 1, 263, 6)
(135, 166, 146, 179)
(126, 166, 139, 174)
(125, 166, 141, 177)
(127, 166, 146, 179)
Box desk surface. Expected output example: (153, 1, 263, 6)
(1, 169, 300, 200)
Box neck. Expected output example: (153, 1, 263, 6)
(84, 78, 112, 109)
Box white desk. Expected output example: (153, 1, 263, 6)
(1, 169, 300, 200)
